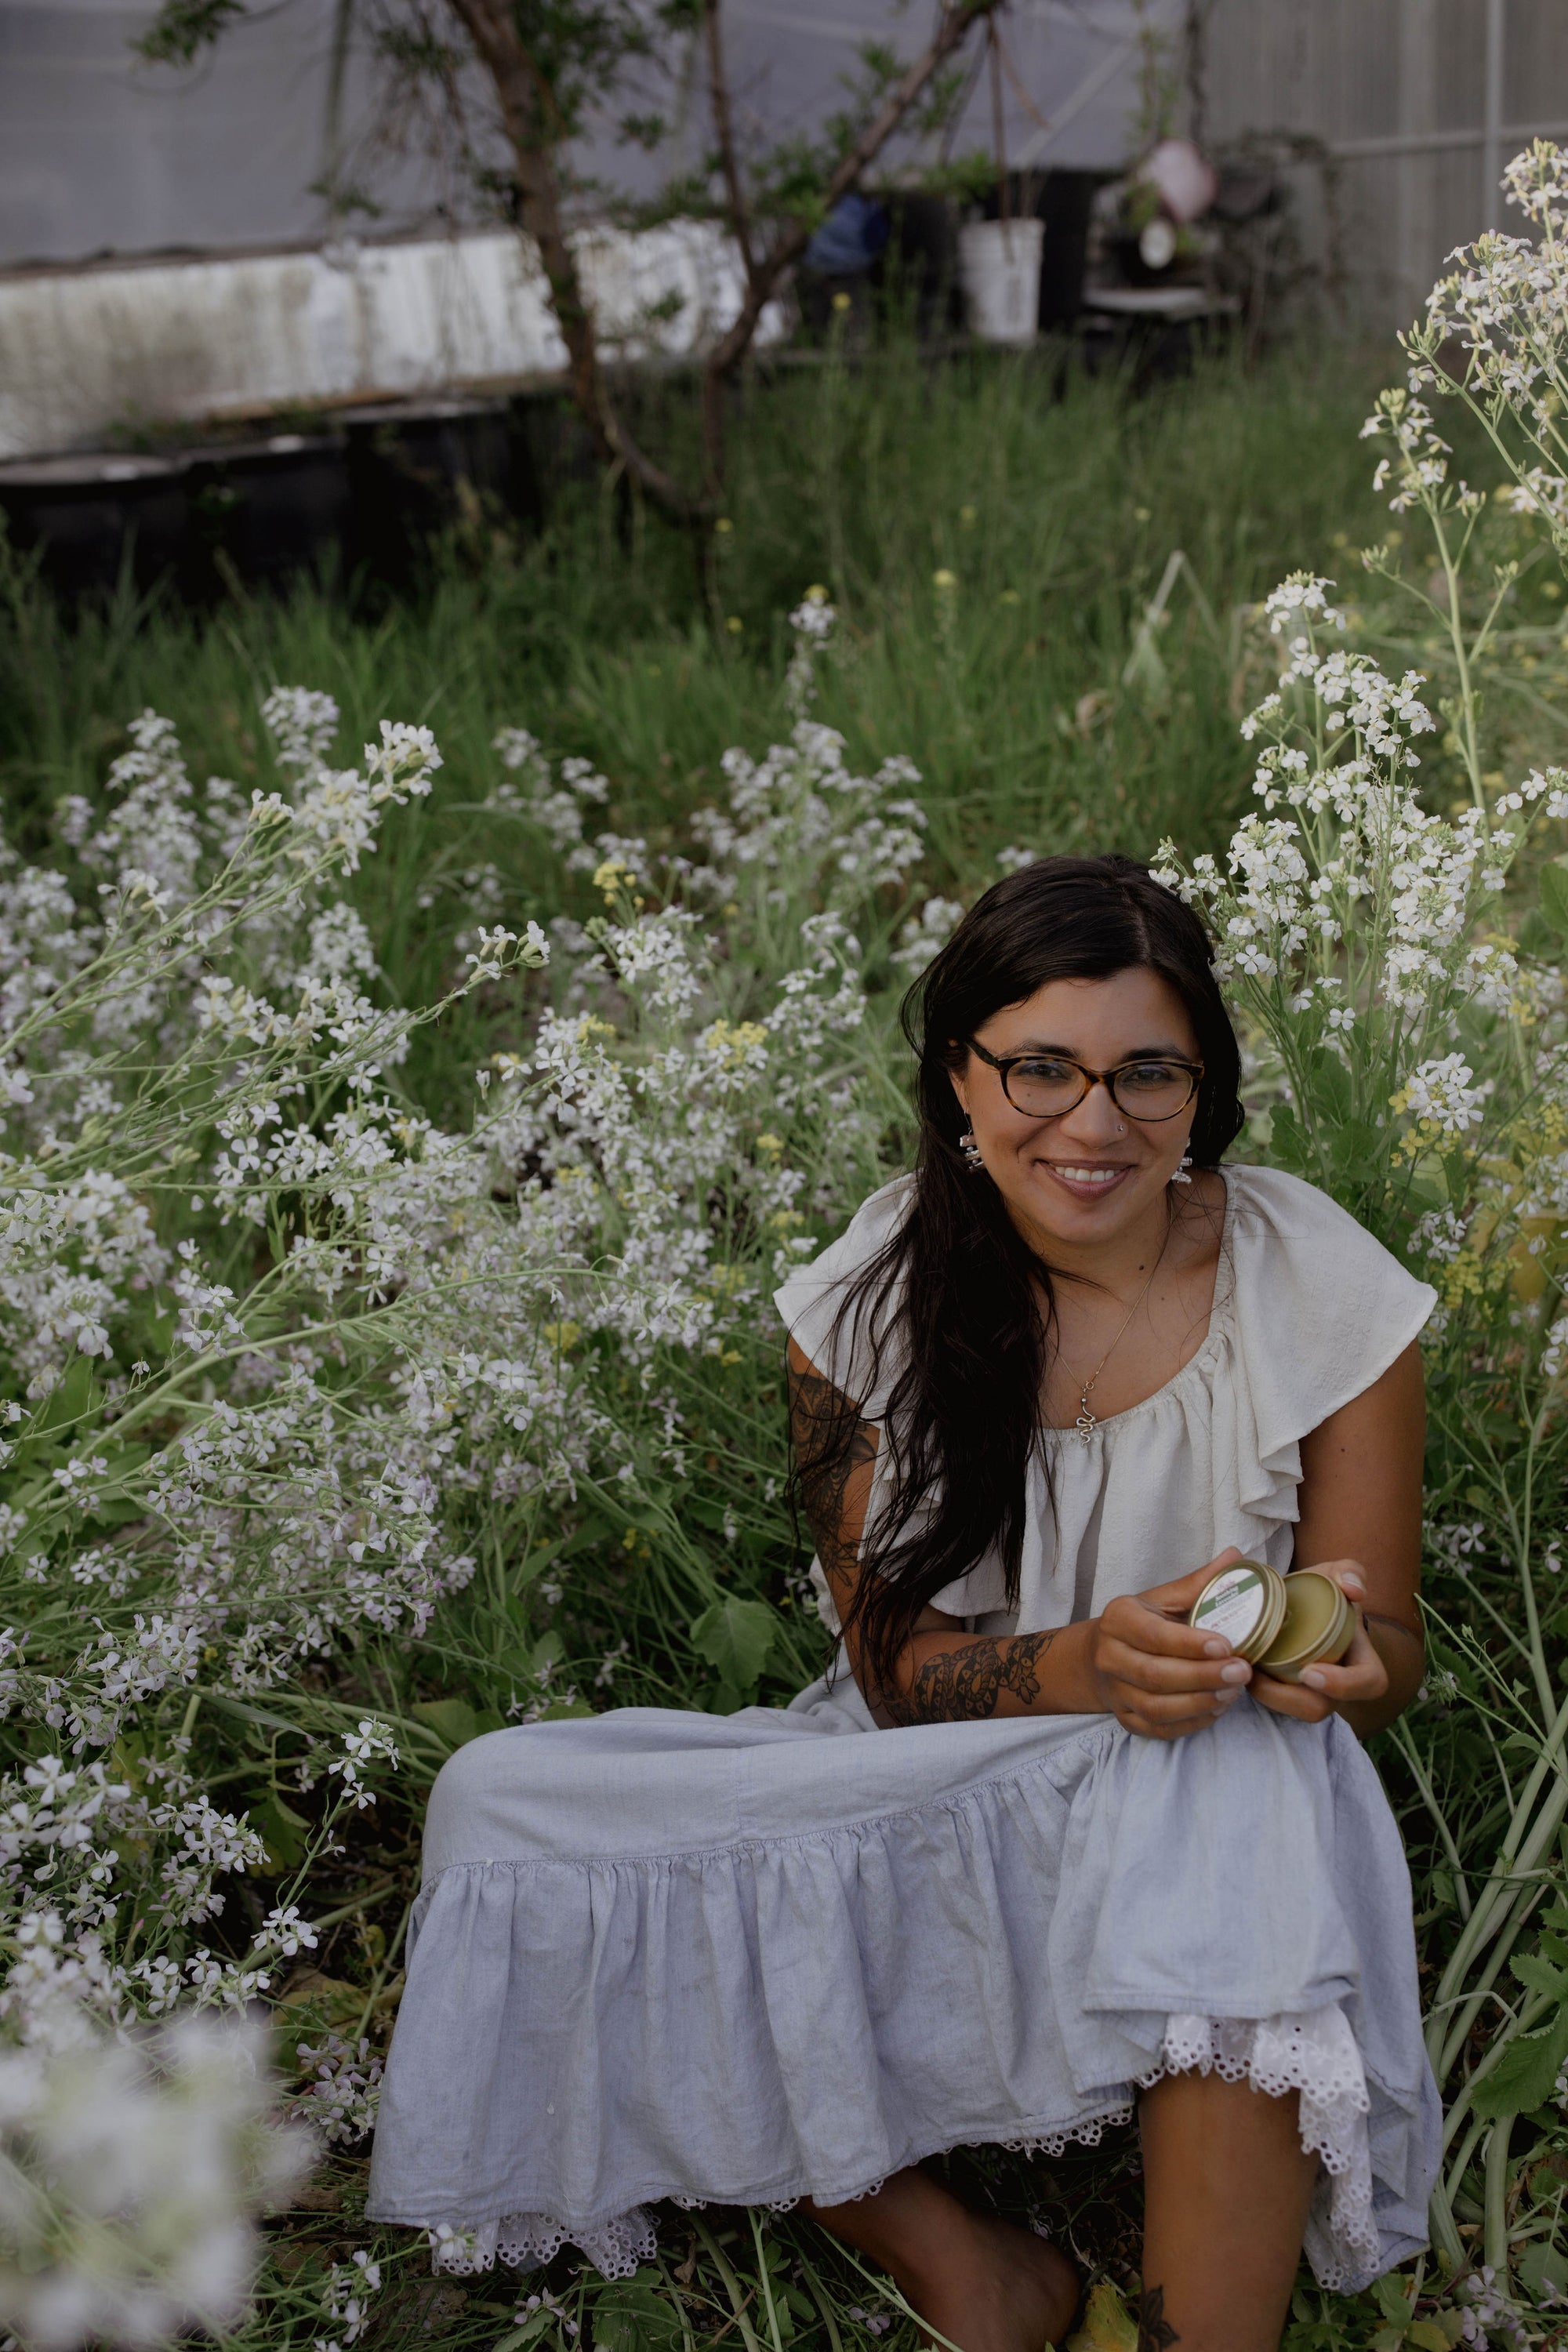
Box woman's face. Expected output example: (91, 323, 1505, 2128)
(949, 966, 1202, 1254)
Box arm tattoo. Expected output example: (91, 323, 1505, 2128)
(1137, 2285, 1180, 2350)
(788, 1359, 877, 1604)
(885, 1629, 1058, 1726)
(787, 1356, 1057, 1726)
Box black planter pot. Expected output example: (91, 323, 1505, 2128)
(873, 191, 964, 342)
(180, 434, 351, 601)
(343, 397, 539, 589)
(0, 453, 189, 602)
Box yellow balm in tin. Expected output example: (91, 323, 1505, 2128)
(1255, 1570, 1356, 1684)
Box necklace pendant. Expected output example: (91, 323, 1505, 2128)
(1075, 1396, 1098, 1439)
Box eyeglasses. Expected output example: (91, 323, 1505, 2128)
(965, 1039, 1204, 1123)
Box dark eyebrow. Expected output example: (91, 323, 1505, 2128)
(997, 1040, 1195, 1059)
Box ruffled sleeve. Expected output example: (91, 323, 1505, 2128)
(772, 1175, 913, 1421)
(1225, 1166, 1436, 1525)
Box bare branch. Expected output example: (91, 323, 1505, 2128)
(446, 0, 700, 519)
(704, 1, 756, 289)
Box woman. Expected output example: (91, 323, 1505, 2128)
(368, 856, 1439, 2352)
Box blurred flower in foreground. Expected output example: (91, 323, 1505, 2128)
(0, 2012, 310, 2349)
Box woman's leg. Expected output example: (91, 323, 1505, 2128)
(1138, 2073, 1320, 2351)
(805, 2168, 1079, 2352)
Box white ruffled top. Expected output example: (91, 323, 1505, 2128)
(775, 1163, 1436, 1635)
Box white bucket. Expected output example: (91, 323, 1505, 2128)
(958, 218, 1044, 346)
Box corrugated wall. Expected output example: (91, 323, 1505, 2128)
(1198, 0, 1568, 328)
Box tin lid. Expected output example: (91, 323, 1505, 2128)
(1258, 1571, 1355, 1679)
(1189, 1559, 1287, 1663)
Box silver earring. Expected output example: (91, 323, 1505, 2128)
(1171, 1151, 1193, 1185)
(959, 1128, 985, 1172)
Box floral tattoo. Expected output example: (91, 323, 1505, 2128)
(1137, 2285, 1180, 2349)
(788, 1359, 878, 1606)
(788, 1358, 1057, 1725)
(884, 1629, 1058, 1726)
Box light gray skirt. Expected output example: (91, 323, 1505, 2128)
(366, 1678, 1439, 2295)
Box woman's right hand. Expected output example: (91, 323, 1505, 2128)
(1087, 1548, 1254, 1740)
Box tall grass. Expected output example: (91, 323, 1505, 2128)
(1, 340, 1388, 859)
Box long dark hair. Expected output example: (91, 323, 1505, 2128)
(793, 853, 1244, 1697)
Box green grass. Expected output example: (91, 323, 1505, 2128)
(0, 336, 1392, 899)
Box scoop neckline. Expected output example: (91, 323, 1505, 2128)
(1043, 1168, 1236, 1442)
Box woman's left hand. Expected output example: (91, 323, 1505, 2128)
(1247, 1560, 1389, 1724)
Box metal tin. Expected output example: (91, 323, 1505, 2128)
(1189, 1559, 1288, 1663)
(1257, 1570, 1356, 1683)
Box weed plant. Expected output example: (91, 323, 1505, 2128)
(2, 254, 1568, 2352)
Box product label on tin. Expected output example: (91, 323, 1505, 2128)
(1192, 1566, 1267, 1646)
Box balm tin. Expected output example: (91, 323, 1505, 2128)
(1188, 1559, 1356, 1682)
(1255, 1569, 1356, 1683)
(1189, 1559, 1288, 1663)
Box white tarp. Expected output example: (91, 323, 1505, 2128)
(0, 0, 1158, 268)
(0, 223, 786, 462)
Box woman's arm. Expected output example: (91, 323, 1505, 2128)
(788, 1338, 1094, 1719)
(788, 1340, 1240, 1732)
(1251, 1339, 1427, 1739)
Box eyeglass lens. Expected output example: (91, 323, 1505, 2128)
(1002, 1058, 1196, 1121)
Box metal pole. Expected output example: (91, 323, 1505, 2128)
(1483, 0, 1505, 231)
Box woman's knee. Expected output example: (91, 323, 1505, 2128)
(423, 1723, 546, 1849)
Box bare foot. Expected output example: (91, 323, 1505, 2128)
(902, 2208, 1080, 2352)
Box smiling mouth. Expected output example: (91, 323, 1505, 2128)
(1041, 1163, 1133, 1194)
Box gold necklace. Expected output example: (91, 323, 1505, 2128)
(1056, 1224, 1171, 1441)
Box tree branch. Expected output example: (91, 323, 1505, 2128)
(704, 0, 756, 289)
(446, 0, 699, 519)
(699, 0, 994, 482)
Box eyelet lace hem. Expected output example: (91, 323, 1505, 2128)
(432, 2210, 660, 2281)
(427, 2009, 1375, 2290)
(426, 2107, 1132, 2281)
(1137, 2005, 1377, 2292)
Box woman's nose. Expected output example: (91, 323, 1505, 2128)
(1053, 1079, 1128, 1142)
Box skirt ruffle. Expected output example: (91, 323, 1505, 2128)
(366, 1690, 1439, 2293)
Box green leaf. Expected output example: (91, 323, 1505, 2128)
(1518, 906, 1559, 957)
(1374, 2274, 1413, 2325)
(514, 1540, 566, 1589)
(591, 2273, 683, 2350)
(1510, 1951, 1568, 2002)
(690, 1596, 777, 1691)
(250, 1791, 310, 1873)
(1516, 2239, 1568, 2304)
(1406, 2323, 1454, 2350)
(1326, 1118, 1381, 1186)
(1305, 1048, 1353, 1123)
(1065, 2280, 1138, 2349)
(1264, 1102, 1311, 1176)
(1540, 858, 1568, 936)
(485, 2318, 554, 2352)
(410, 1698, 483, 1752)
(1470, 2009, 1568, 2118)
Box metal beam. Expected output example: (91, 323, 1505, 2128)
(1483, 0, 1506, 230)
(1331, 118, 1568, 163)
